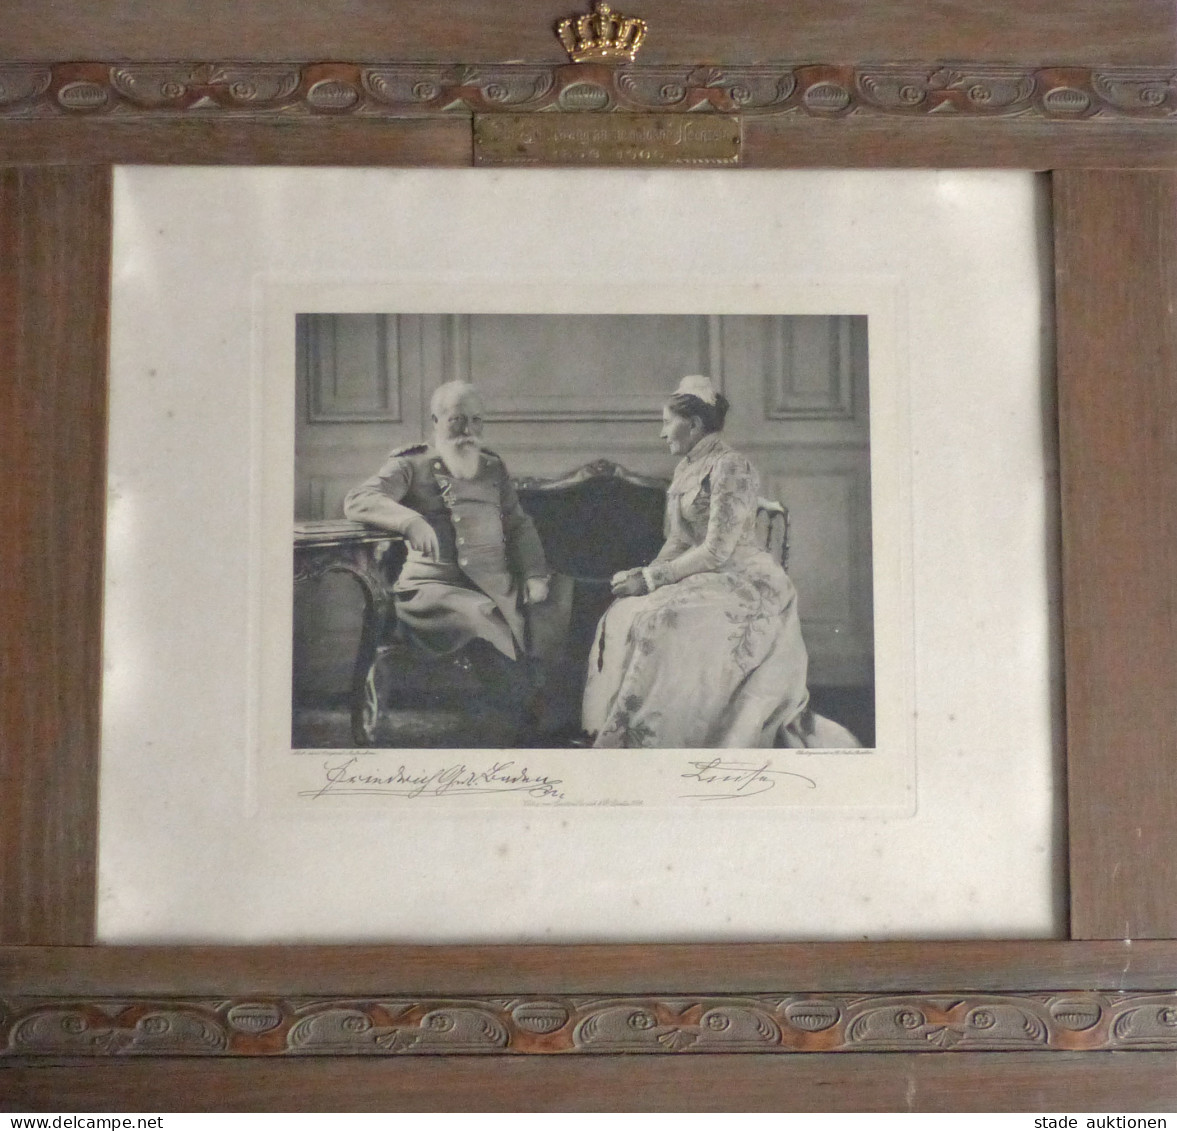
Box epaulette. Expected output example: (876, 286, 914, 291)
(390, 442, 428, 458)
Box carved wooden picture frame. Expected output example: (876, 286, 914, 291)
(5, 0, 1177, 1111)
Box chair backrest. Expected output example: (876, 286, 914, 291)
(515, 460, 667, 583)
(754, 497, 791, 573)
(514, 458, 790, 577)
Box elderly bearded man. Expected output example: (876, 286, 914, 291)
(344, 381, 550, 737)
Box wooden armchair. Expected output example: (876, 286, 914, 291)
(292, 459, 790, 747)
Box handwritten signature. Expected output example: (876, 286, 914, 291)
(300, 756, 566, 801)
(679, 757, 817, 801)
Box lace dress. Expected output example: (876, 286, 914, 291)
(582, 433, 847, 749)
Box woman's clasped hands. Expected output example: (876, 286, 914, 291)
(610, 567, 649, 597)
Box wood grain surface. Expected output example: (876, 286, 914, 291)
(0, 119, 475, 169)
(0, 168, 110, 947)
(6, 1052, 1177, 1112)
(5, 113, 1177, 171)
(1055, 171, 1177, 940)
(0, 0, 1173, 67)
(5, 940, 1177, 996)
(4, 0, 1177, 1113)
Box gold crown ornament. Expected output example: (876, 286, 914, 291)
(556, 3, 647, 63)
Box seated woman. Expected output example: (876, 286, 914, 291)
(582, 375, 859, 749)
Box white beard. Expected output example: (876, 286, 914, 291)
(436, 438, 483, 479)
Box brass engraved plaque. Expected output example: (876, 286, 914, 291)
(474, 113, 741, 166)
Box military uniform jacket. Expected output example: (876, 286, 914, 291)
(343, 444, 548, 657)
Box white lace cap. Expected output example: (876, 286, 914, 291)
(674, 374, 718, 405)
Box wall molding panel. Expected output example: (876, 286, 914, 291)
(303, 313, 403, 423)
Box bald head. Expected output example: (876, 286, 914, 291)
(430, 380, 483, 421)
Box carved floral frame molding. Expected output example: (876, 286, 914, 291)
(7, 992, 1177, 1057)
(2, 61, 1176, 119)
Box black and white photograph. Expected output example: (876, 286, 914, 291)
(291, 311, 875, 753)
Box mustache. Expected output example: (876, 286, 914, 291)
(437, 437, 483, 457)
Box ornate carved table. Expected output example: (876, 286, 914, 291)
(293, 520, 397, 745)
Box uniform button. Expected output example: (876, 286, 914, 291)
(457, 537, 465, 545)
(459, 557, 468, 566)
(453, 514, 461, 522)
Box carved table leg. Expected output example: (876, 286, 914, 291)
(351, 586, 392, 747)
(293, 533, 395, 748)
